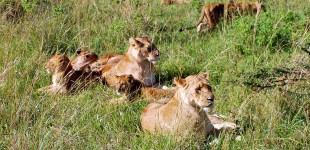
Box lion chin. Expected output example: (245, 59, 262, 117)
(149, 59, 158, 64)
(202, 105, 213, 112)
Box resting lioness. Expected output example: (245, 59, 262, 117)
(102, 36, 159, 87)
(140, 73, 237, 138)
(38, 54, 81, 94)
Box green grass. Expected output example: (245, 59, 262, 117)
(0, 0, 309, 149)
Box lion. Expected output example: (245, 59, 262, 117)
(232, 1, 265, 16)
(140, 73, 237, 138)
(102, 36, 159, 87)
(179, 3, 225, 34)
(180, 1, 265, 34)
(70, 47, 99, 72)
(38, 54, 81, 94)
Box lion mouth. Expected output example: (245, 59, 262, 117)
(151, 60, 158, 64)
(202, 103, 214, 112)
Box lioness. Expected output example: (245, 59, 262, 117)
(102, 36, 159, 87)
(179, 3, 225, 34)
(140, 73, 237, 138)
(38, 54, 81, 94)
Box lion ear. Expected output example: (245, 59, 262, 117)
(129, 37, 142, 47)
(142, 35, 151, 41)
(200, 73, 210, 80)
(76, 48, 82, 55)
(174, 77, 186, 87)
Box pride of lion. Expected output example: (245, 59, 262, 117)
(39, 0, 265, 141)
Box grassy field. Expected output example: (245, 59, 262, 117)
(0, 0, 309, 149)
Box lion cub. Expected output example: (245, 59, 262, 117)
(161, 0, 190, 5)
(104, 74, 175, 102)
(90, 53, 124, 73)
(38, 54, 81, 94)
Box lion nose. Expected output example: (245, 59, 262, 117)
(155, 51, 159, 57)
(207, 97, 214, 103)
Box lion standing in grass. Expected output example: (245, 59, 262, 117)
(180, 1, 265, 34)
(179, 3, 225, 34)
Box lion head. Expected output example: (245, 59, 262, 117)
(128, 36, 159, 64)
(45, 54, 71, 74)
(113, 74, 142, 95)
(71, 47, 98, 71)
(174, 73, 214, 112)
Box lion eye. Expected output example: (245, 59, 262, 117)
(147, 47, 152, 52)
(59, 59, 63, 62)
(196, 87, 201, 93)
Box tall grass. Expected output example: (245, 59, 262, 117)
(0, 0, 309, 149)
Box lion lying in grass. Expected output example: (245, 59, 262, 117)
(140, 73, 237, 138)
(38, 54, 81, 94)
(102, 36, 160, 87)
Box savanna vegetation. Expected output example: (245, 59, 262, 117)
(0, 0, 309, 149)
